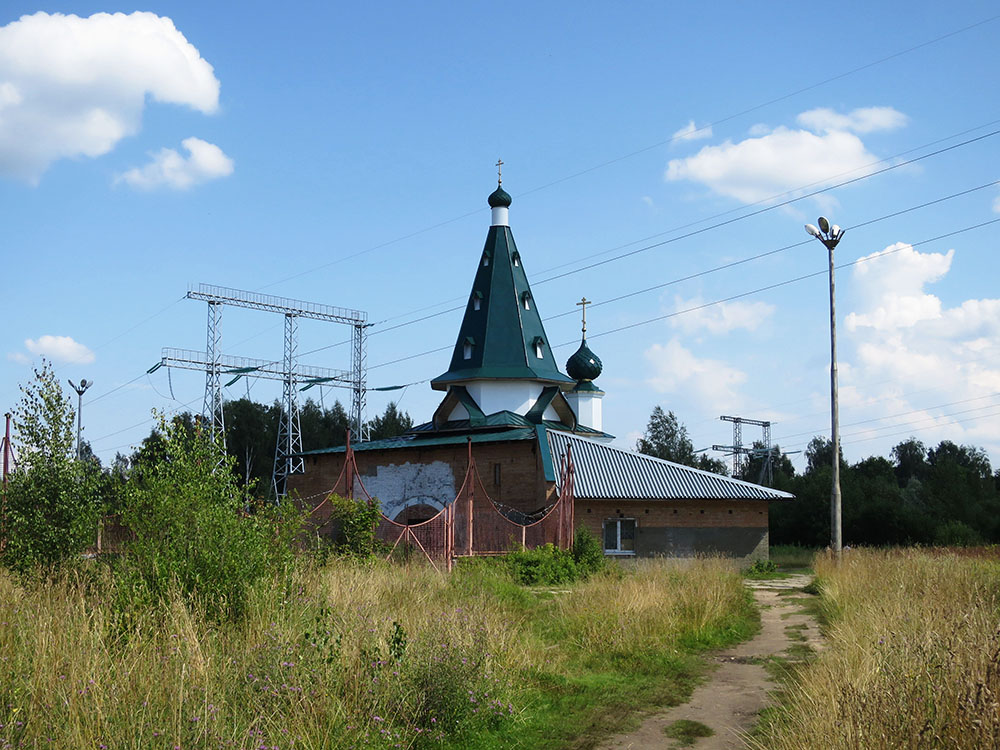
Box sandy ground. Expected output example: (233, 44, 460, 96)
(596, 573, 820, 750)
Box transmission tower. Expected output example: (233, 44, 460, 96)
(712, 415, 772, 481)
(156, 284, 368, 496)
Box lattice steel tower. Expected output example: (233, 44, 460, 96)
(157, 284, 368, 496)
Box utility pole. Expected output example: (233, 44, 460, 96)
(1, 413, 10, 553)
(68, 379, 93, 461)
(805, 217, 845, 559)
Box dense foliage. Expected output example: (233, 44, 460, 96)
(118, 414, 302, 619)
(636, 406, 728, 474)
(770, 436, 1000, 546)
(2, 361, 101, 571)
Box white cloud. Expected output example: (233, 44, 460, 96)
(644, 338, 747, 409)
(641, 195, 654, 208)
(846, 243, 953, 331)
(117, 137, 234, 190)
(665, 107, 907, 205)
(0, 11, 220, 183)
(20, 335, 95, 364)
(666, 127, 880, 204)
(670, 295, 775, 335)
(993, 194, 1000, 213)
(796, 106, 907, 134)
(841, 242, 1000, 454)
(672, 120, 712, 143)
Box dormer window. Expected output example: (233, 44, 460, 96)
(521, 291, 531, 311)
(472, 291, 483, 311)
(512, 251, 520, 267)
(532, 336, 544, 359)
(463, 336, 476, 360)
(482, 250, 491, 267)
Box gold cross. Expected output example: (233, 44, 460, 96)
(577, 297, 591, 334)
(496, 158, 503, 184)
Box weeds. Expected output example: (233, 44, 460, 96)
(0, 557, 755, 749)
(756, 548, 1000, 749)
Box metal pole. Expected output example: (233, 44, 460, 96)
(805, 218, 845, 560)
(68, 380, 92, 461)
(827, 243, 843, 559)
(1, 412, 9, 553)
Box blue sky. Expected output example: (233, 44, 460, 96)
(3, 1, 1000, 473)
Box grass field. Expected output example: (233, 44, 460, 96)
(0, 557, 757, 749)
(757, 548, 1000, 749)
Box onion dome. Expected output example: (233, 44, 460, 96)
(566, 339, 602, 382)
(488, 185, 512, 208)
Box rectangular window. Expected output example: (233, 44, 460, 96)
(603, 518, 636, 555)
(493, 462, 501, 486)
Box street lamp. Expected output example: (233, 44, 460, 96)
(68, 379, 93, 461)
(805, 217, 845, 559)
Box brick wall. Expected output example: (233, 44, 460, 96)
(577, 499, 769, 562)
(288, 438, 556, 521)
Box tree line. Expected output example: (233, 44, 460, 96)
(637, 405, 1000, 547)
(2, 362, 411, 615)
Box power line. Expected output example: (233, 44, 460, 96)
(535, 128, 1000, 286)
(349, 121, 1000, 338)
(559, 217, 1000, 346)
(253, 13, 1000, 293)
(364, 216, 1000, 372)
(294, 158, 1000, 365)
(775, 392, 1000, 445)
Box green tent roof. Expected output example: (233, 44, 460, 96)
(431, 222, 574, 390)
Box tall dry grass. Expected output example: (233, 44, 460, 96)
(759, 548, 1000, 749)
(0, 557, 753, 749)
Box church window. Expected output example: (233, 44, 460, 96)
(463, 336, 475, 360)
(473, 291, 482, 311)
(603, 518, 636, 555)
(533, 336, 544, 359)
(521, 291, 531, 310)
(493, 462, 501, 486)
(482, 250, 491, 267)
(512, 251, 520, 267)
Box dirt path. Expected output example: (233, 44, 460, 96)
(596, 573, 820, 750)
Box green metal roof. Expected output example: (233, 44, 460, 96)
(297, 427, 539, 456)
(431, 221, 575, 390)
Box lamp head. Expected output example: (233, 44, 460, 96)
(804, 223, 821, 238)
(818, 216, 830, 234)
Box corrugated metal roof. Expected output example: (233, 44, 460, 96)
(546, 429, 794, 502)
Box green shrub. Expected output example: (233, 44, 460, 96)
(2, 361, 101, 573)
(506, 543, 578, 585)
(326, 493, 382, 557)
(745, 558, 778, 576)
(934, 520, 982, 547)
(572, 527, 606, 576)
(118, 414, 302, 620)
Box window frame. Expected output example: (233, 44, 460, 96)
(603, 517, 637, 556)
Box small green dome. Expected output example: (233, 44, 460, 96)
(488, 185, 512, 208)
(566, 340, 602, 382)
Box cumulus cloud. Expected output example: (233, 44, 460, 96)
(846, 243, 953, 331)
(665, 106, 907, 205)
(670, 296, 775, 335)
(0, 11, 220, 182)
(672, 120, 712, 143)
(117, 137, 233, 190)
(14, 335, 96, 364)
(644, 338, 747, 409)
(842, 242, 1000, 453)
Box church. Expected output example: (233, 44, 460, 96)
(289, 175, 792, 562)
